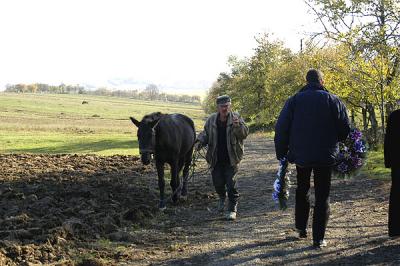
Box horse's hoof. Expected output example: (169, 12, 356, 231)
(180, 195, 188, 201)
(172, 195, 179, 204)
(181, 189, 187, 197)
(159, 201, 166, 210)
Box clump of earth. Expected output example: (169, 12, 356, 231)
(0, 154, 161, 265)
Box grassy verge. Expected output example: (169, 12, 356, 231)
(253, 130, 275, 139)
(363, 148, 390, 180)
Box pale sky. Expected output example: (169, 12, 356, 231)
(0, 0, 318, 95)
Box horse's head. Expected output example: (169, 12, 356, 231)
(130, 112, 163, 165)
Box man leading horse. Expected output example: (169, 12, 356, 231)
(196, 95, 249, 220)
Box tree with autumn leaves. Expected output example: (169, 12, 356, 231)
(204, 0, 400, 147)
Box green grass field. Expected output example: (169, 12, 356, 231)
(0, 93, 206, 155)
(0, 92, 388, 179)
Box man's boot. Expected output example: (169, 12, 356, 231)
(226, 201, 237, 220)
(297, 229, 308, 238)
(226, 211, 237, 220)
(313, 239, 327, 249)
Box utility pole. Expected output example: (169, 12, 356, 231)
(300, 38, 303, 53)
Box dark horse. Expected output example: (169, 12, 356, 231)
(130, 112, 195, 210)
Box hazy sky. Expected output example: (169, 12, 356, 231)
(0, 0, 318, 95)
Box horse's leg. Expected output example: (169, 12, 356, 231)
(181, 149, 193, 200)
(170, 160, 180, 204)
(156, 161, 166, 210)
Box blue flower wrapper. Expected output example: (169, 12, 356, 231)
(272, 158, 290, 210)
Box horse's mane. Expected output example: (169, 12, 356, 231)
(142, 112, 166, 123)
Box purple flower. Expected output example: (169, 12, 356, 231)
(350, 130, 362, 141)
(354, 140, 366, 153)
(337, 162, 349, 173)
(343, 151, 351, 159)
(351, 156, 363, 168)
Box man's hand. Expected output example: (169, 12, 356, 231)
(194, 141, 203, 151)
(233, 114, 240, 126)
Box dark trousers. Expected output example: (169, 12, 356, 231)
(295, 166, 332, 241)
(389, 167, 400, 237)
(212, 163, 239, 212)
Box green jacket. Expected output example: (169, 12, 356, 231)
(197, 112, 249, 168)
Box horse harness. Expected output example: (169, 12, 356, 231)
(139, 119, 162, 155)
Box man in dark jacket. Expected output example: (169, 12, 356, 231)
(274, 69, 350, 248)
(384, 106, 400, 237)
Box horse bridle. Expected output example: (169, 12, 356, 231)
(139, 119, 161, 155)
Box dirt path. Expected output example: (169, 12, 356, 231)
(1, 134, 399, 265)
(133, 134, 399, 265)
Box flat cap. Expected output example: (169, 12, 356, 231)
(216, 95, 231, 105)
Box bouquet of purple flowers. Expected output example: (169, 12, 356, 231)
(334, 128, 368, 179)
(272, 158, 290, 210)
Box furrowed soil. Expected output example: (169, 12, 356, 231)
(1, 134, 399, 265)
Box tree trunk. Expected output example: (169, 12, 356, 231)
(362, 107, 368, 131)
(385, 101, 395, 125)
(380, 82, 385, 135)
(350, 109, 355, 126)
(367, 103, 379, 149)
